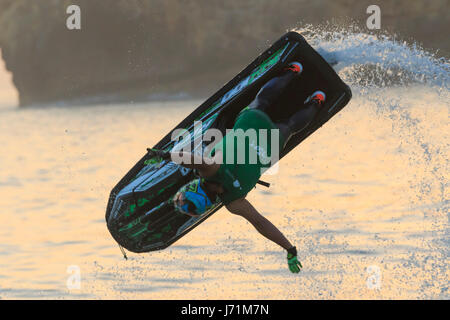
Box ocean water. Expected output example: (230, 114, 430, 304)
(0, 30, 448, 299)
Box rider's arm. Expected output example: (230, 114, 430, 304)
(225, 197, 293, 250)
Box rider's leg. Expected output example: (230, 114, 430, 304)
(276, 91, 326, 147)
(249, 63, 302, 113)
(276, 102, 318, 147)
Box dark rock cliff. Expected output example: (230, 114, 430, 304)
(0, 0, 448, 106)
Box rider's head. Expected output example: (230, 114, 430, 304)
(173, 178, 215, 216)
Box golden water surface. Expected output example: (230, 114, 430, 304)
(0, 84, 448, 299)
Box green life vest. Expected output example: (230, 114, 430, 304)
(207, 108, 285, 205)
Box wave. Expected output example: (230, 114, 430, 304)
(295, 25, 450, 89)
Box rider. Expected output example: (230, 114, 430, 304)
(154, 62, 326, 273)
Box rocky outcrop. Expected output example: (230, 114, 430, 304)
(0, 0, 448, 106)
